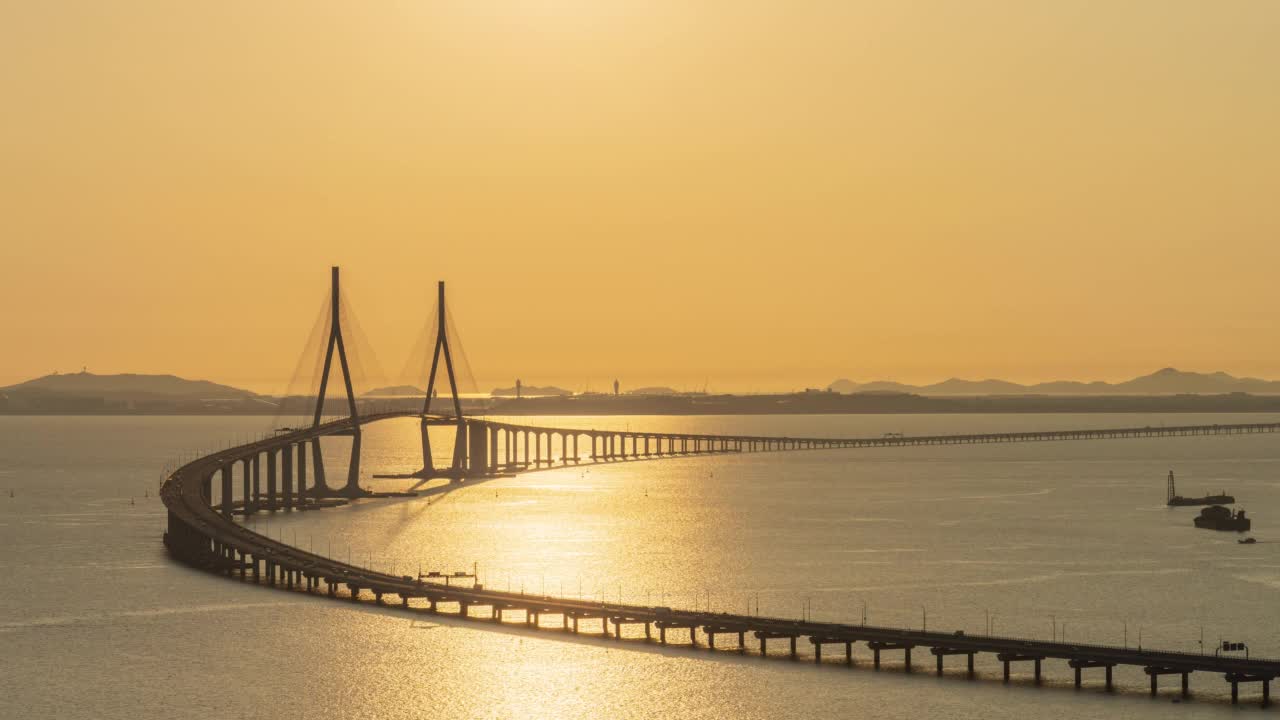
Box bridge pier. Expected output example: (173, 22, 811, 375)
(266, 449, 277, 511)
(282, 443, 293, 510)
(219, 465, 233, 518)
(755, 632, 801, 659)
(296, 441, 307, 498)
(810, 637, 852, 664)
(310, 438, 328, 496)
(240, 458, 251, 514)
(342, 430, 363, 495)
(1145, 666, 1189, 697)
(656, 621, 698, 646)
(704, 626, 749, 652)
(468, 417, 491, 474)
(931, 648, 977, 677)
(998, 653, 1045, 683)
(1225, 674, 1273, 707)
(1068, 659, 1116, 690)
(869, 642, 914, 671)
(489, 426, 499, 474)
(450, 423, 466, 480)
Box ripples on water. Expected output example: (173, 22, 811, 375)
(3, 413, 1280, 719)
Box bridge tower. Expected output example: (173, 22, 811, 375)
(311, 266, 365, 498)
(418, 281, 469, 479)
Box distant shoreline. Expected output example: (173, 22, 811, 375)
(8, 392, 1280, 417)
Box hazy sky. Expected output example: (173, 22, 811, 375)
(2, 2, 1277, 393)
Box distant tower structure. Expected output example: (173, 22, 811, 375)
(516, 378, 522, 400)
(613, 379, 620, 396)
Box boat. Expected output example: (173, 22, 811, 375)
(1193, 505, 1251, 532)
(1167, 471, 1235, 506)
(1239, 537, 1257, 545)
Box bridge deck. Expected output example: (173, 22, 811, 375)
(161, 414, 1280, 706)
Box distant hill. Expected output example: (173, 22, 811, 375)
(364, 385, 424, 397)
(0, 371, 260, 413)
(627, 386, 680, 396)
(490, 385, 572, 397)
(1, 372, 254, 398)
(828, 368, 1280, 396)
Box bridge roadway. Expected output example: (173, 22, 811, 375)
(422, 416, 1280, 479)
(163, 414, 1280, 707)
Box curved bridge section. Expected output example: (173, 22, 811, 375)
(162, 414, 1280, 707)
(453, 418, 1280, 478)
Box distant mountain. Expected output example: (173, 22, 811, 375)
(1, 372, 254, 398)
(490, 385, 572, 397)
(364, 385, 424, 397)
(828, 368, 1280, 396)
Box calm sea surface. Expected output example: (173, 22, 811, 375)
(4, 413, 1280, 719)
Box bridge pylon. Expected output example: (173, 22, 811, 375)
(309, 266, 366, 498)
(417, 281, 471, 480)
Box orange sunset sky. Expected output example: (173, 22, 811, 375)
(2, 2, 1278, 393)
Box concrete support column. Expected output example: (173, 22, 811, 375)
(451, 423, 466, 477)
(311, 438, 328, 495)
(489, 426, 498, 473)
(220, 465, 234, 518)
(420, 418, 434, 477)
(467, 422, 488, 477)
(344, 430, 363, 495)
(296, 441, 307, 497)
(240, 458, 251, 514)
(266, 449, 278, 511)
(282, 443, 294, 510)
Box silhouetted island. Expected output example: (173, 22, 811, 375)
(7, 370, 1280, 416)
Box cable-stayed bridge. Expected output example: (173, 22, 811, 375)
(161, 267, 1280, 708)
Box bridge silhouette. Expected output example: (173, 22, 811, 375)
(162, 268, 1280, 708)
